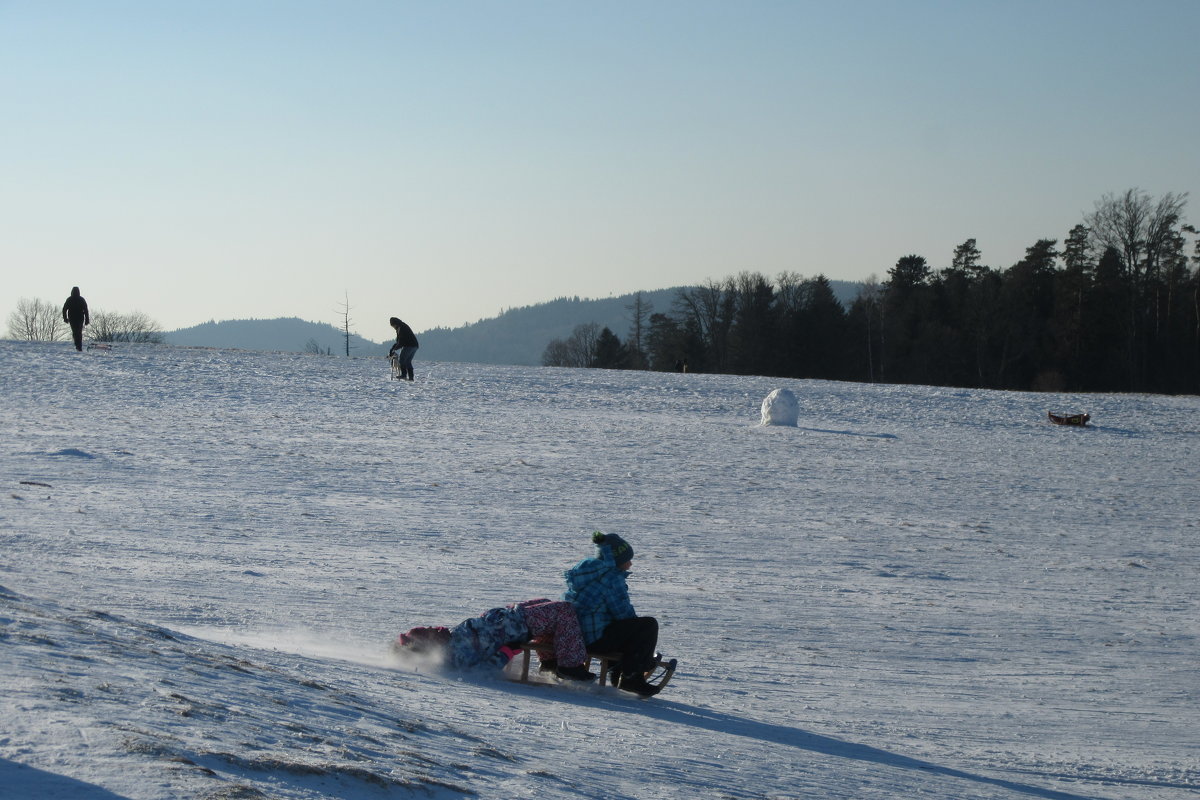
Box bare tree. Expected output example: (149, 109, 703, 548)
(542, 322, 601, 368)
(775, 271, 806, 317)
(674, 278, 735, 372)
(337, 292, 354, 357)
(567, 322, 601, 367)
(541, 337, 572, 367)
(89, 309, 163, 343)
(1087, 189, 1188, 287)
(6, 298, 67, 341)
(1086, 189, 1189, 386)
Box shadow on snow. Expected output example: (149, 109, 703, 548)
(496, 678, 1103, 800)
(636, 700, 1101, 800)
(0, 757, 133, 800)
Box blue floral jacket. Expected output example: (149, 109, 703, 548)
(563, 545, 637, 645)
(448, 606, 529, 669)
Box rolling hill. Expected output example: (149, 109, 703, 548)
(163, 282, 863, 365)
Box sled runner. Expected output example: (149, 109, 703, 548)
(1048, 411, 1090, 426)
(511, 642, 677, 691)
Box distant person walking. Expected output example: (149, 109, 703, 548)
(388, 316, 419, 381)
(62, 287, 90, 351)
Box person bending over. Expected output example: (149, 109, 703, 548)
(388, 316, 419, 380)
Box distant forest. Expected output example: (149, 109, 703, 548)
(546, 189, 1198, 395)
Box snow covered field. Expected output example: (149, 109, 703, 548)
(2, 340, 1197, 800)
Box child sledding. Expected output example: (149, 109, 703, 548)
(393, 597, 596, 680)
(392, 531, 675, 697)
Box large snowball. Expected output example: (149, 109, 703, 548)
(760, 388, 799, 426)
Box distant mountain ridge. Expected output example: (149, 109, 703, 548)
(163, 281, 863, 365)
(418, 288, 683, 366)
(164, 318, 382, 356)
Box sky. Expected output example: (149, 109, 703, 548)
(2, 0, 1197, 339)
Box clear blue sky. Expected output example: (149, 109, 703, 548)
(2, 0, 1197, 339)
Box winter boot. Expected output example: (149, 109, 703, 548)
(617, 672, 661, 697)
(555, 663, 597, 681)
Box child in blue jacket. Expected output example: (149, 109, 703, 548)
(563, 532, 661, 696)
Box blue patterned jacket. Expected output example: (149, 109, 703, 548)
(447, 606, 529, 669)
(563, 545, 637, 645)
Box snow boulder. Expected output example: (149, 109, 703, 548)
(760, 388, 799, 426)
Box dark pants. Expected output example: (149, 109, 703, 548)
(588, 616, 658, 676)
(70, 322, 84, 351)
(395, 345, 417, 380)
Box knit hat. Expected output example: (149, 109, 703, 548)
(593, 531, 634, 564)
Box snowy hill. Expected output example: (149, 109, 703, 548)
(2, 340, 1197, 799)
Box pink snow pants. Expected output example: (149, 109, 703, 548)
(516, 598, 587, 667)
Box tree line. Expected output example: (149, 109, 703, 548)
(544, 189, 1198, 394)
(6, 298, 163, 344)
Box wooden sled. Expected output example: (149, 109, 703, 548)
(1048, 411, 1090, 426)
(511, 642, 677, 691)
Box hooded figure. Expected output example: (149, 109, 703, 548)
(62, 287, 90, 351)
(563, 531, 662, 696)
(564, 532, 637, 645)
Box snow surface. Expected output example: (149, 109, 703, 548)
(2, 340, 1197, 800)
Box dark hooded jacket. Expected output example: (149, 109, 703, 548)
(389, 318, 418, 355)
(62, 288, 89, 326)
(393, 319, 418, 347)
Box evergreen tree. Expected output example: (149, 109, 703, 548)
(592, 327, 630, 369)
(883, 255, 933, 383)
(1084, 246, 1131, 389)
(798, 275, 848, 380)
(1052, 224, 1095, 386)
(997, 239, 1058, 389)
(927, 268, 973, 386)
(728, 272, 778, 376)
(624, 292, 652, 370)
(950, 238, 983, 277)
(645, 312, 684, 371)
(534, 189, 1195, 392)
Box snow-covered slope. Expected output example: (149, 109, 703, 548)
(2, 341, 1197, 799)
